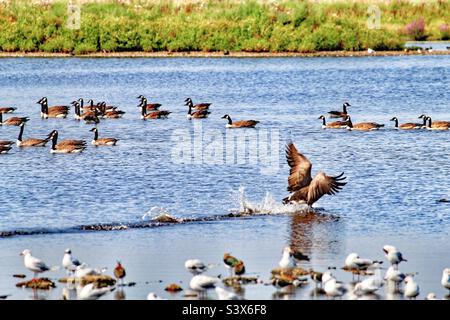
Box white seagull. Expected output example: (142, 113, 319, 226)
(404, 275, 420, 299)
(185, 259, 208, 275)
(353, 276, 384, 295)
(344, 253, 382, 270)
(147, 292, 167, 300)
(74, 263, 106, 278)
(62, 249, 81, 275)
(20, 249, 57, 279)
(441, 268, 450, 294)
(383, 245, 407, 268)
(215, 287, 240, 300)
(322, 271, 347, 298)
(278, 246, 309, 269)
(384, 266, 406, 291)
(77, 283, 115, 300)
(190, 275, 220, 298)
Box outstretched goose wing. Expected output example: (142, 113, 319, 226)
(286, 142, 313, 192)
(306, 172, 346, 205)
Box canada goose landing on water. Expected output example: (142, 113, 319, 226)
(49, 130, 86, 154)
(221, 114, 259, 128)
(424, 116, 450, 130)
(37, 97, 69, 119)
(283, 142, 347, 206)
(139, 100, 171, 119)
(345, 116, 384, 131)
(389, 117, 423, 130)
(185, 98, 211, 111)
(328, 102, 350, 118)
(90, 128, 118, 146)
(137, 95, 162, 111)
(16, 123, 49, 147)
(318, 115, 347, 129)
(0, 107, 16, 114)
(0, 112, 29, 126)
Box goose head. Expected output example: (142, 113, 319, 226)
(418, 114, 427, 119)
(343, 102, 351, 107)
(36, 97, 45, 105)
(89, 127, 98, 133)
(318, 115, 326, 120)
(390, 117, 398, 122)
(221, 114, 231, 120)
(137, 95, 145, 100)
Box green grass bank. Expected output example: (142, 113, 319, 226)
(0, 0, 449, 54)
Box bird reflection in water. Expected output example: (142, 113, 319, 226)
(114, 288, 126, 300)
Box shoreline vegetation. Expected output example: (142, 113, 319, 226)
(0, 1, 449, 55)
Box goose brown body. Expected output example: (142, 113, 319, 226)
(90, 128, 118, 146)
(328, 102, 350, 118)
(425, 116, 450, 130)
(222, 114, 259, 128)
(49, 130, 86, 153)
(185, 98, 211, 110)
(345, 116, 384, 131)
(390, 117, 423, 130)
(47, 130, 86, 148)
(16, 123, 49, 147)
(0, 107, 16, 114)
(318, 115, 347, 129)
(283, 142, 346, 206)
(38, 97, 69, 118)
(0, 113, 29, 126)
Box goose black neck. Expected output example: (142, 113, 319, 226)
(393, 118, 399, 127)
(0, 112, 2, 123)
(75, 104, 80, 116)
(321, 117, 326, 126)
(422, 117, 427, 126)
(79, 99, 84, 108)
(427, 117, 432, 127)
(141, 105, 147, 116)
(93, 130, 98, 141)
(346, 118, 353, 127)
(343, 104, 347, 113)
(18, 124, 24, 141)
(227, 116, 233, 125)
(187, 104, 192, 115)
(51, 133, 58, 149)
(42, 101, 48, 115)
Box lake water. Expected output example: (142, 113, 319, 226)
(0, 56, 449, 300)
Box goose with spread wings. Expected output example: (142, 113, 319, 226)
(282, 142, 347, 206)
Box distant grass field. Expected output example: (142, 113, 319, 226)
(0, 0, 448, 54)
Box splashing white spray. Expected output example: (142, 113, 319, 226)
(230, 186, 309, 215)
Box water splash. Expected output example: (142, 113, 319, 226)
(230, 186, 309, 215)
(142, 206, 173, 221)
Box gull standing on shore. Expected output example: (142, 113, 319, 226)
(322, 271, 347, 298)
(344, 253, 382, 270)
(383, 245, 407, 269)
(404, 275, 420, 299)
(190, 275, 220, 298)
(384, 266, 406, 291)
(279, 246, 310, 269)
(20, 249, 57, 279)
(353, 276, 384, 295)
(62, 249, 81, 275)
(185, 259, 208, 275)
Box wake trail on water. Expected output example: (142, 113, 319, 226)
(0, 186, 312, 239)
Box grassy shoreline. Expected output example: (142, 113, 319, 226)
(0, 1, 449, 54)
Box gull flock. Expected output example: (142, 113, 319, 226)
(13, 245, 450, 300)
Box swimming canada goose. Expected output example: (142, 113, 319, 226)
(140, 101, 171, 119)
(46, 130, 86, 148)
(138, 96, 162, 111)
(98, 102, 125, 119)
(390, 117, 423, 130)
(185, 98, 211, 111)
(345, 116, 384, 131)
(0, 113, 29, 126)
(221, 114, 259, 128)
(424, 116, 450, 130)
(328, 102, 350, 118)
(318, 115, 347, 129)
(282, 142, 347, 206)
(0, 145, 12, 154)
(89, 128, 118, 146)
(187, 103, 210, 119)
(49, 130, 86, 154)
(73, 102, 100, 124)
(37, 97, 69, 118)
(0, 107, 16, 114)
(0, 140, 14, 147)
(16, 123, 49, 147)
